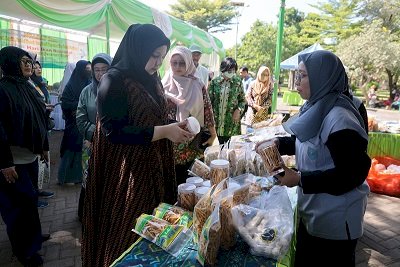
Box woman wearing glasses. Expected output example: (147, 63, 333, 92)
(257, 50, 370, 266)
(208, 57, 246, 144)
(162, 46, 216, 184)
(0, 46, 50, 266)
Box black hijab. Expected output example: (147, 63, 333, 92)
(31, 61, 50, 103)
(0, 46, 48, 155)
(111, 24, 170, 95)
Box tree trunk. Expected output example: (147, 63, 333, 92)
(386, 68, 395, 101)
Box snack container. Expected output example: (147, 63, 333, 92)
(177, 183, 196, 211)
(257, 140, 284, 176)
(195, 186, 210, 204)
(187, 116, 201, 134)
(210, 159, 230, 186)
(202, 180, 211, 188)
(186, 176, 204, 187)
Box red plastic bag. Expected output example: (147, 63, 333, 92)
(367, 157, 400, 197)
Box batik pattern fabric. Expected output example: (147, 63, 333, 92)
(208, 75, 246, 137)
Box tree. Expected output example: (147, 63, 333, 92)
(337, 20, 400, 100)
(231, 20, 277, 73)
(311, 0, 362, 46)
(169, 0, 236, 32)
(358, 0, 400, 35)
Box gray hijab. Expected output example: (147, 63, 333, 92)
(288, 50, 365, 142)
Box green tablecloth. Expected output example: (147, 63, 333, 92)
(282, 91, 303, 106)
(368, 132, 400, 160)
(111, 235, 295, 267)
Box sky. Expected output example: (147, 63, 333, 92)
(143, 0, 321, 49)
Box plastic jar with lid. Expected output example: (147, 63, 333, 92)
(177, 183, 196, 211)
(186, 176, 204, 187)
(202, 180, 211, 188)
(194, 186, 210, 204)
(210, 159, 229, 186)
(257, 140, 284, 176)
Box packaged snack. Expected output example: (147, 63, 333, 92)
(210, 159, 229, 186)
(195, 186, 210, 204)
(202, 180, 211, 187)
(133, 214, 193, 257)
(257, 140, 284, 176)
(153, 203, 193, 228)
(178, 183, 196, 211)
(186, 176, 204, 187)
(189, 159, 211, 179)
(197, 204, 221, 266)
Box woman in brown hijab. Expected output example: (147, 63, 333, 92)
(82, 24, 193, 267)
(245, 66, 273, 125)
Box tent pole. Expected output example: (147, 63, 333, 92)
(271, 0, 285, 113)
(106, 8, 110, 54)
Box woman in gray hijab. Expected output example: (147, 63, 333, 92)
(257, 50, 371, 266)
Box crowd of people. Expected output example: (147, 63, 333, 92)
(0, 23, 374, 267)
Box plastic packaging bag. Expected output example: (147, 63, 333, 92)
(367, 157, 400, 197)
(189, 159, 211, 179)
(153, 203, 193, 228)
(231, 186, 294, 260)
(133, 214, 193, 257)
(197, 203, 221, 266)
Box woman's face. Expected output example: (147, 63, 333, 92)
(295, 61, 310, 100)
(34, 63, 42, 76)
(170, 54, 186, 76)
(20, 56, 34, 77)
(259, 70, 269, 82)
(93, 62, 109, 82)
(145, 45, 168, 75)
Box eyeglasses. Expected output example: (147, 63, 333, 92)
(20, 59, 34, 67)
(295, 71, 308, 82)
(170, 61, 186, 68)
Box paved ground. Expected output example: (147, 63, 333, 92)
(0, 99, 399, 267)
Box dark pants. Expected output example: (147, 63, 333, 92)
(0, 161, 42, 264)
(295, 220, 358, 267)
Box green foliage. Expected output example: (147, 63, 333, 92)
(311, 0, 362, 47)
(233, 20, 277, 73)
(358, 0, 400, 35)
(337, 20, 400, 98)
(169, 0, 236, 32)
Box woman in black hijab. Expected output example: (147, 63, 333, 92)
(82, 24, 193, 266)
(0, 46, 49, 266)
(31, 61, 50, 104)
(58, 60, 91, 185)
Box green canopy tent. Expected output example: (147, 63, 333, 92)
(0, 0, 225, 84)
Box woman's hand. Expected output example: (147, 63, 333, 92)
(1, 166, 18, 183)
(275, 165, 300, 187)
(202, 134, 217, 147)
(232, 109, 241, 123)
(153, 120, 195, 143)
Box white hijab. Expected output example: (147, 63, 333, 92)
(162, 46, 205, 126)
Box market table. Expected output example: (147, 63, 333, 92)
(111, 235, 295, 267)
(368, 132, 400, 159)
(282, 91, 303, 106)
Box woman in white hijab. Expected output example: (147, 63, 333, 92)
(163, 46, 216, 184)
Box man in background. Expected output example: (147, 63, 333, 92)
(189, 44, 209, 88)
(239, 66, 253, 94)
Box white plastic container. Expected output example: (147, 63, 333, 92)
(195, 186, 210, 204)
(186, 176, 204, 187)
(177, 183, 196, 211)
(186, 116, 201, 134)
(210, 159, 230, 186)
(202, 180, 211, 188)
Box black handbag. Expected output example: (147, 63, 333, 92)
(189, 129, 212, 151)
